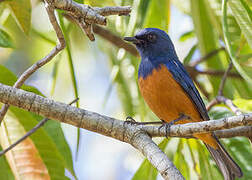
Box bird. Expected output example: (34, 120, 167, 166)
(124, 28, 242, 180)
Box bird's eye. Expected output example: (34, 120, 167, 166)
(147, 34, 156, 42)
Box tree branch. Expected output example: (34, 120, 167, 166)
(0, 83, 184, 180)
(1, 83, 250, 138)
(0, 83, 251, 179)
(206, 62, 242, 116)
(218, 62, 233, 96)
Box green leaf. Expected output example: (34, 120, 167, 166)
(132, 139, 169, 180)
(197, 142, 216, 180)
(179, 31, 195, 42)
(183, 44, 197, 65)
(50, 60, 60, 95)
(7, 0, 31, 35)
(132, 159, 158, 180)
(186, 139, 201, 178)
(173, 139, 190, 179)
(228, 0, 252, 48)
(0, 28, 14, 48)
(58, 13, 81, 157)
(0, 146, 15, 180)
(0, 65, 76, 178)
(222, 0, 252, 84)
(222, 137, 252, 180)
(191, 0, 227, 96)
(32, 113, 76, 178)
(144, 0, 170, 30)
(0, 65, 43, 96)
(233, 98, 252, 112)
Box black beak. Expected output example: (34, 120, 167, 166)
(124, 36, 139, 44)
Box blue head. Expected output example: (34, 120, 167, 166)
(124, 28, 177, 59)
(124, 28, 178, 78)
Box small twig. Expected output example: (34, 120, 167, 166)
(190, 47, 225, 67)
(206, 61, 242, 116)
(217, 96, 242, 115)
(206, 98, 218, 111)
(186, 67, 241, 78)
(207, 95, 242, 115)
(0, 2, 66, 124)
(218, 62, 233, 96)
(63, 13, 139, 56)
(0, 98, 79, 157)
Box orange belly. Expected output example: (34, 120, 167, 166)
(138, 65, 202, 124)
(138, 65, 218, 148)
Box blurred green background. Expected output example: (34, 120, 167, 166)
(0, 0, 251, 179)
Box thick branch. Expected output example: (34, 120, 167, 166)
(0, 83, 251, 139)
(0, 83, 183, 179)
(130, 133, 184, 179)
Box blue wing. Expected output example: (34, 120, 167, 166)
(165, 59, 209, 121)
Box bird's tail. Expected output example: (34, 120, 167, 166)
(204, 134, 243, 180)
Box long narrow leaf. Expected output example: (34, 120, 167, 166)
(7, 0, 31, 35)
(58, 13, 81, 157)
(228, 0, 252, 48)
(222, 0, 252, 84)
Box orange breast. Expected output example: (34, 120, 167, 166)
(138, 65, 202, 124)
(138, 65, 218, 148)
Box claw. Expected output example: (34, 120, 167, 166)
(124, 116, 137, 126)
(124, 117, 163, 126)
(159, 114, 191, 138)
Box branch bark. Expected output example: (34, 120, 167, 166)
(0, 83, 252, 179)
(0, 83, 184, 180)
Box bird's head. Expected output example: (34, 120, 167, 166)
(124, 28, 177, 59)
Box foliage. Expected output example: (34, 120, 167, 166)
(0, 0, 251, 179)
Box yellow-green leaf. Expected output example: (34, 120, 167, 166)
(228, 0, 252, 48)
(144, 0, 170, 30)
(7, 0, 31, 35)
(233, 98, 252, 112)
(0, 28, 14, 48)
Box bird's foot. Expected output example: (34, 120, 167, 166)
(159, 114, 190, 138)
(124, 116, 163, 125)
(124, 116, 137, 125)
